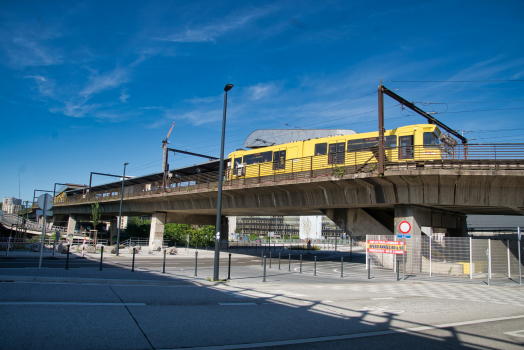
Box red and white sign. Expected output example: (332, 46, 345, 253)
(399, 221, 411, 234)
(367, 240, 405, 255)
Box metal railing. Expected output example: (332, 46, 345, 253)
(54, 143, 524, 206)
(120, 237, 150, 247)
(0, 213, 68, 233)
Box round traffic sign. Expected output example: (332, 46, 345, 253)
(37, 193, 54, 210)
(399, 221, 411, 234)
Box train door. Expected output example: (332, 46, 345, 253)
(328, 141, 345, 165)
(398, 134, 414, 160)
(273, 149, 286, 172)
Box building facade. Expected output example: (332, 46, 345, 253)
(230, 215, 344, 240)
(2, 197, 22, 214)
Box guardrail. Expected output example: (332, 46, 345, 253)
(0, 213, 68, 233)
(54, 143, 524, 206)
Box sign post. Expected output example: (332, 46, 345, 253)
(519, 227, 521, 286)
(37, 194, 54, 269)
(398, 221, 411, 281)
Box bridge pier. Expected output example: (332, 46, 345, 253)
(149, 212, 167, 248)
(394, 205, 468, 273)
(66, 215, 77, 240)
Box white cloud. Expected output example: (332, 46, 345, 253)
(246, 82, 277, 100)
(120, 90, 130, 103)
(25, 75, 55, 97)
(6, 37, 63, 68)
(80, 67, 130, 99)
(163, 8, 274, 43)
(184, 96, 220, 104)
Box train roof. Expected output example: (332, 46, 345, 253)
(243, 129, 357, 149)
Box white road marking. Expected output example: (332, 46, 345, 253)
(504, 330, 524, 338)
(0, 302, 145, 306)
(161, 314, 524, 350)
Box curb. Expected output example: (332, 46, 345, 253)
(0, 275, 199, 286)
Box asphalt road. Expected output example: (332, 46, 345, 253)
(0, 249, 365, 269)
(1, 279, 523, 349)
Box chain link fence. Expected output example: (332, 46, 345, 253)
(366, 234, 523, 279)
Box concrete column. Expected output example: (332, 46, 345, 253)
(66, 215, 77, 240)
(394, 205, 423, 274)
(150, 212, 167, 247)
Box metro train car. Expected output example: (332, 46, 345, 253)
(227, 124, 442, 180)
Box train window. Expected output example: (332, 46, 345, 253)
(362, 137, 379, 149)
(315, 143, 327, 155)
(233, 157, 242, 170)
(243, 151, 272, 165)
(385, 135, 397, 148)
(423, 132, 439, 147)
(273, 150, 286, 170)
(347, 139, 363, 150)
(328, 142, 345, 164)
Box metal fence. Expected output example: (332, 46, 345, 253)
(54, 143, 524, 206)
(366, 234, 523, 279)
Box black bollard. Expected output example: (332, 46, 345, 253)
(194, 251, 198, 276)
(368, 258, 371, 279)
(132, 248, 136, 272)
(65, 245, 70, 270)
(261, 251, 263, 266)
(269, 252, 272, 268)
(396, 260, 399, 281)
(163, 249, 166, 274)
(228, 253, 231, 280)
(341, 257, 344, 278)
(288, 254, 291, 271)
(278, 253, 281, 270)
(99, 246, 104, 271)
(263, 256, 267, 282)
(300, 255, 302, 274)
(314, 256, 317, 276)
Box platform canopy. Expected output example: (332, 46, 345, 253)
(243, 129, 357, 149)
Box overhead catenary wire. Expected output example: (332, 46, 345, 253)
(386, 80, 524, 83)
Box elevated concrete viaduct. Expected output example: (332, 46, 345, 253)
(54, 168, 524, 247)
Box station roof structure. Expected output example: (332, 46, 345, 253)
(65, 159, 224, 196)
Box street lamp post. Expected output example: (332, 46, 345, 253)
(213, 83, 233, 281)
(116, 163, 129, 256)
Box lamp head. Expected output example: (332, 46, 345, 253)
(224, 84, 234, 92)
(124, 163, 129, 166)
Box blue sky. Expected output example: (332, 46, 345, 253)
(1, 0, 523, 203)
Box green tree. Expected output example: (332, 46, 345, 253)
(125, 217, 151, 238)
(91, 202, 101, 230)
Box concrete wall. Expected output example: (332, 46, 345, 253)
(322, 208, 392, 238)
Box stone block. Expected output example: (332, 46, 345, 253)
(128, 247, 139, 254)
(86, 245, 96, 253)
(165, 247, 178, 255)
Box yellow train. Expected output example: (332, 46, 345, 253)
(227, 124, 442, 180)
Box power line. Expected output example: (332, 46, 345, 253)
(436, 107, 524, 114)
(417, 99, 524, 104)
(386, 80, 524, 83)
